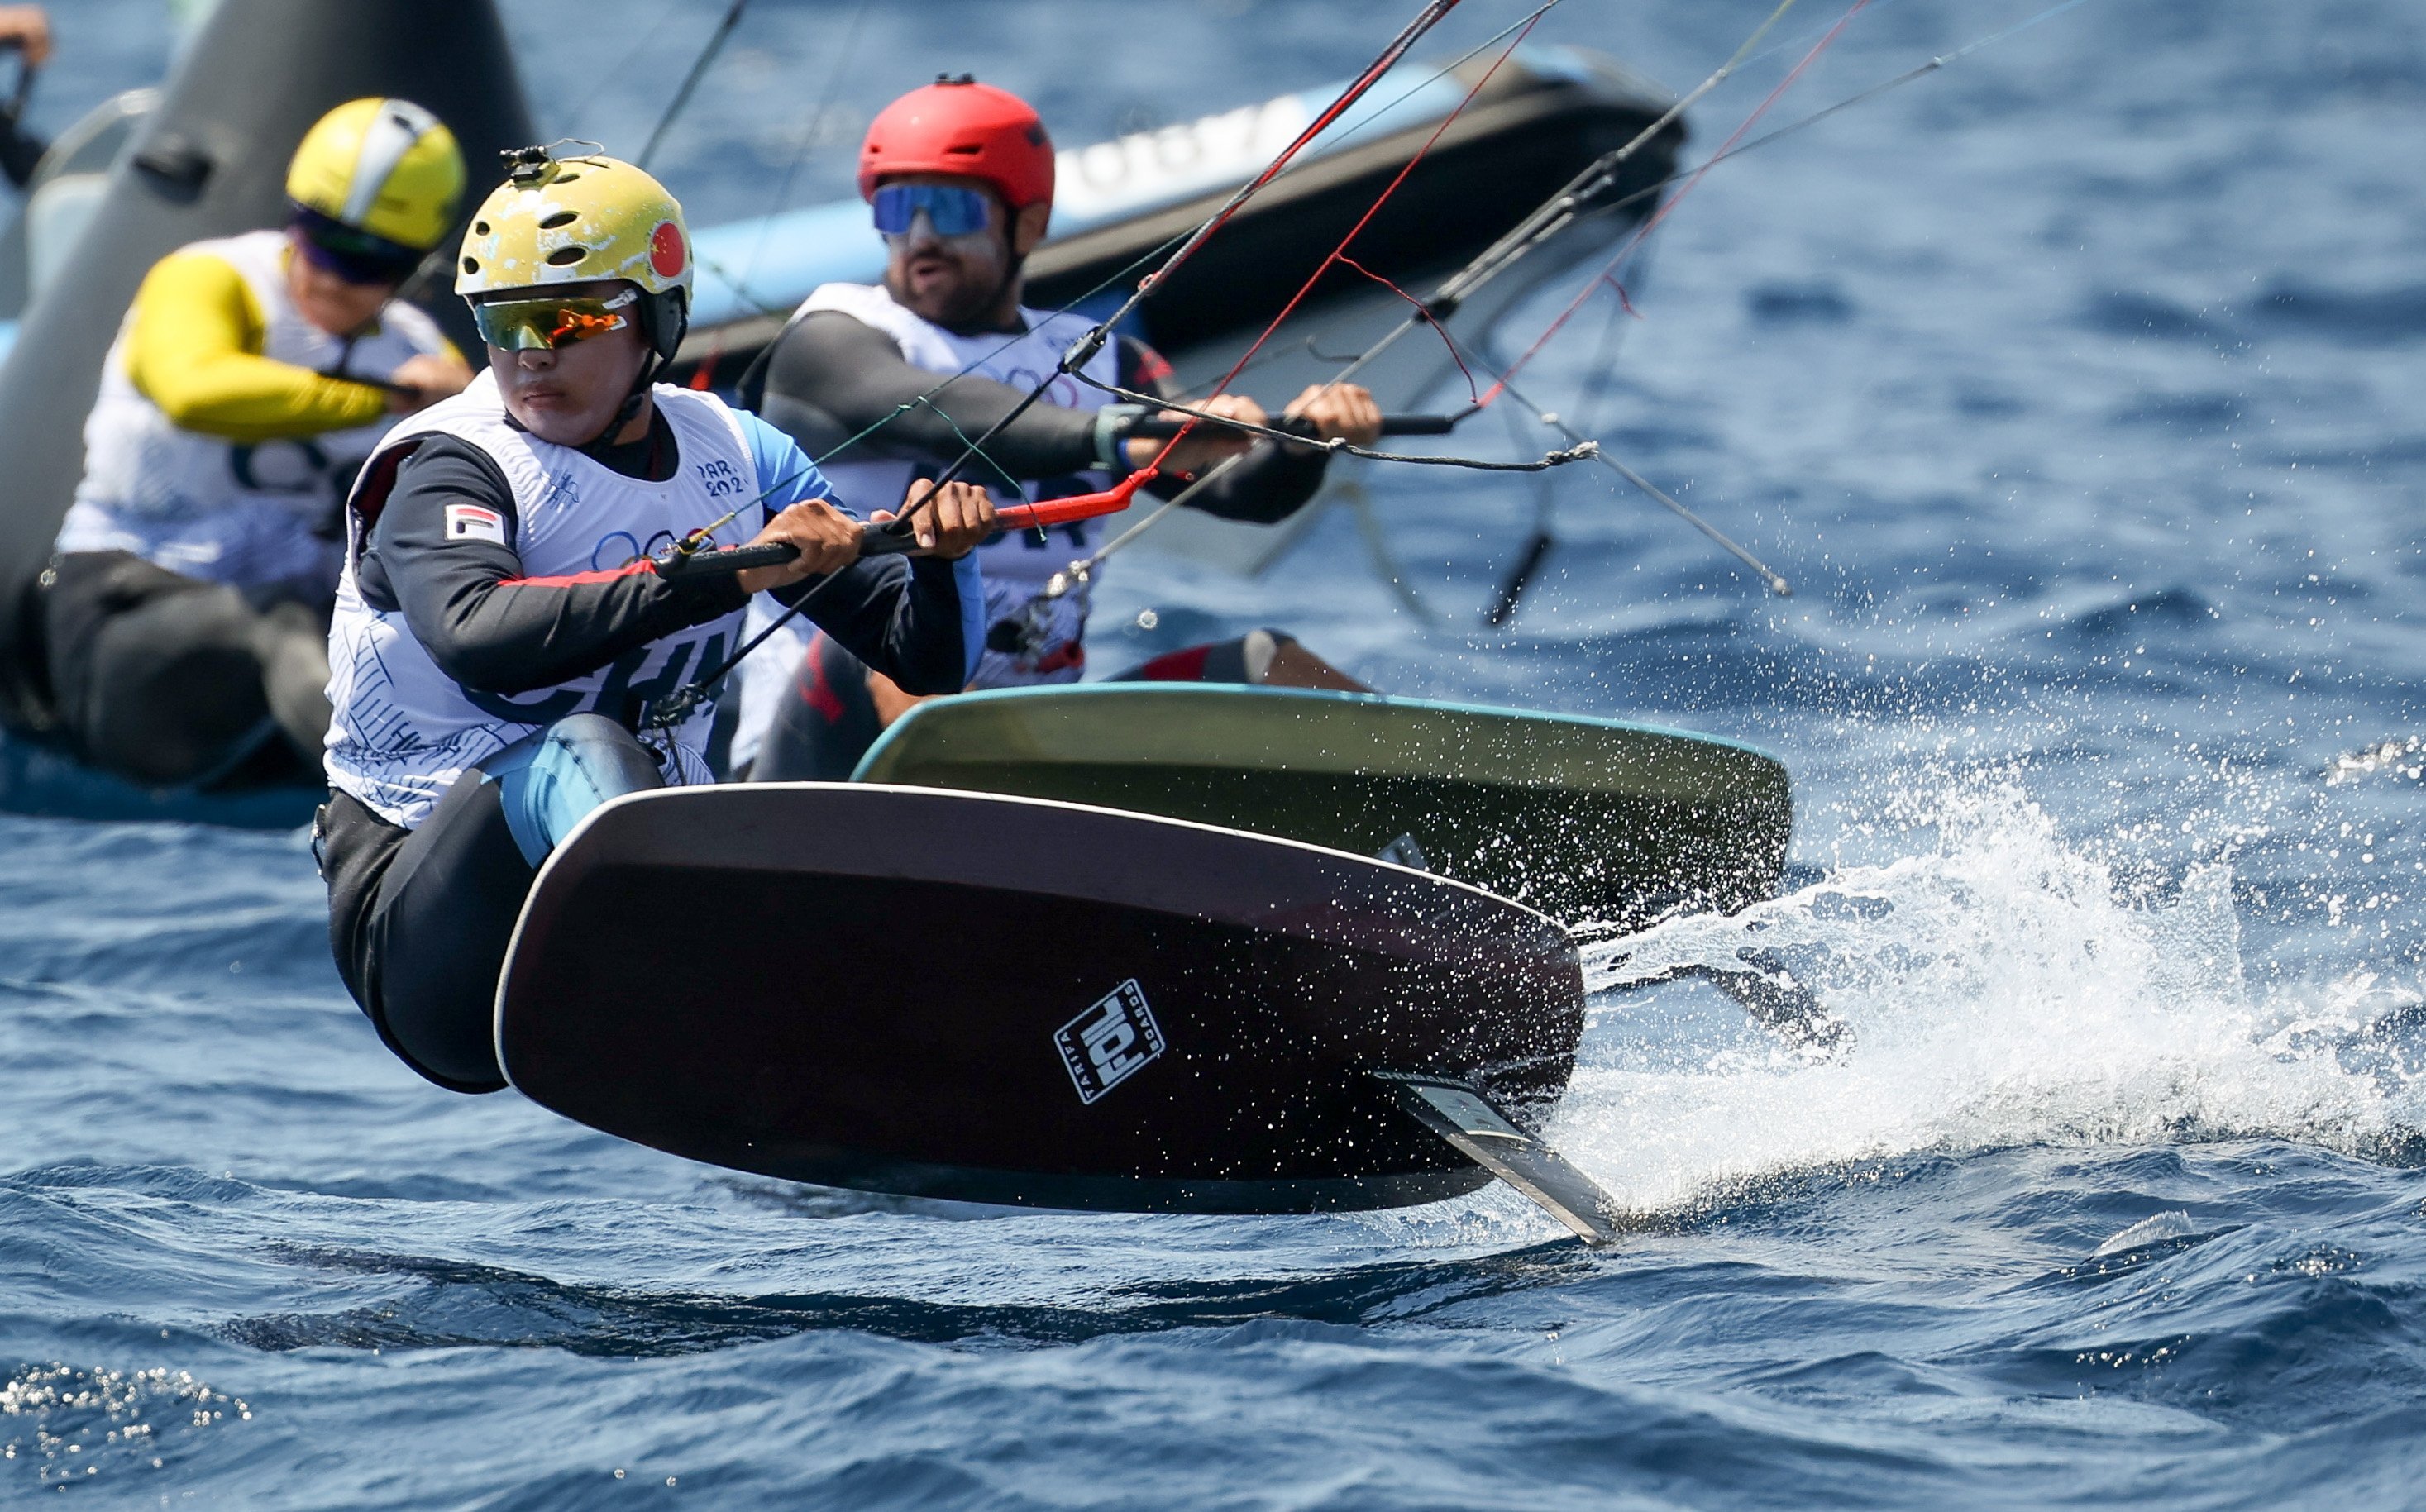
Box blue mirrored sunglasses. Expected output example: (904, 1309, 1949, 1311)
(872, 184, 991, 238)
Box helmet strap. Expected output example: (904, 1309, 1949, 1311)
(587, 368, 657, 456)
(579, 289, 688, 456)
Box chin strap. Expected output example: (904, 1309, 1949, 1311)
(583, 358, 661, 455)
(579, 296, 687, 456)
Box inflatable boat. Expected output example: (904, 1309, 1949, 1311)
(0, 0, 533, 817)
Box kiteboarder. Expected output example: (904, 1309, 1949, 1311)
(314, 148, 995, 1093)
(20, 98, 473, 786)
(738, 75, 1383, 779)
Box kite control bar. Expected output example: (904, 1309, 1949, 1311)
(637, 415, 1455, 583)
(655, 537, 884, 579)
(1125, 411, 1457, 440)
(654, 468, 1160, 580)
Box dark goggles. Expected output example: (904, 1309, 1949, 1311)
(289, 204, 425, 286)
(872, 184, 991, 239)
(471, 288, 638, 351)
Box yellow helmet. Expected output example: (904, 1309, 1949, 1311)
(456, 147, 693, 359)
(285, 98, 466, 253)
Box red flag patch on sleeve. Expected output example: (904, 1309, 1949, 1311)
(443, 503, 507, 545)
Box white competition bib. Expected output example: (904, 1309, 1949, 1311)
(59, 229, 451, 590)
(325, 374, 760, 827)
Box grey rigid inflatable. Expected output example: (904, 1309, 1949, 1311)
(0, 0, 535, 725)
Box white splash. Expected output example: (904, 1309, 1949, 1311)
(2326, 736, 2426, 787)
(2091, 1209, 2199, 1257)
(1547, 784, 2421, 1214)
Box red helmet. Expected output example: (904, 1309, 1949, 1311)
(857, 75, 1055, 214)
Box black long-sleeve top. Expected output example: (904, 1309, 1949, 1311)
(354, 408, 976, 701)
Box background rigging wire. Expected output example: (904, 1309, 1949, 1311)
(638, 0, 752, 172)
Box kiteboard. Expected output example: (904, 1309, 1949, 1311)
(852, 684, 1792, 931)
(494, 782, 1627, 1240)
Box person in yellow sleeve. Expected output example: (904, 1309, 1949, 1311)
(29, 98, 472, 787)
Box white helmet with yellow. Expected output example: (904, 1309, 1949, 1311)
(455, 146, 693, 365)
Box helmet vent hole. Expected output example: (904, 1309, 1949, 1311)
(461, 256, 479, 274)
(473, 221, 489, 236)
(539, 210, 579, 230)
(545, 246, 589, 267)
(946, 144, 981, 155)
(555, 171, 582, 184)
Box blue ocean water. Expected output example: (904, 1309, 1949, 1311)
(4, 0, 2424, 1505)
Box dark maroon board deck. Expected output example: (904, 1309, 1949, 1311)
(496, 784, 1585, 1213)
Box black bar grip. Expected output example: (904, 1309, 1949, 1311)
(1125, 412, 1456, 440)
(652, 519, 924, 580)
(654, 541, 797, 580)
(857, 522, 922, 556)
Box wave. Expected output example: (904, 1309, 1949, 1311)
(1556, 784, 2424, 1213)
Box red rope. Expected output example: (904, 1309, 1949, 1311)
(1147, 6, 1541, 472)
(1336, 251, 1483, 403)
(685, 330, 726, 391)
(1480, 0, 1875, 408)
(1139, 0, 1465, 299)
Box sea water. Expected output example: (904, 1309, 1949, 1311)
(2, 0, 2423, 1504)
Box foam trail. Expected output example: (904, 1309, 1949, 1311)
(1547, 785, 2424, 1214)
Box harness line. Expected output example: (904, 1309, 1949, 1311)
(1077, 374, 1595, 473)
(878, 0, 1474, 540)
(692, 0, 1577, 535)
(991, 7, 1562, 627)
(1114, 0, 1547, 502)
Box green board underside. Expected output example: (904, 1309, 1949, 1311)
(854, 685, 1792, 929)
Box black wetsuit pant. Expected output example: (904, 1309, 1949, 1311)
(319, 714, 664, 1093)
(33, 550, 332, 786)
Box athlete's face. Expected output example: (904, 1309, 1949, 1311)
(879, 173, 1047, 330)
(483, 280, 652, 446)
